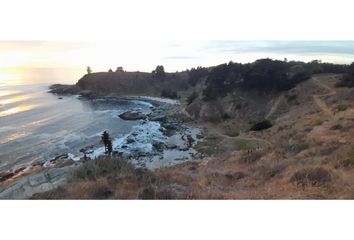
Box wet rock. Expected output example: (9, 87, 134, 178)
(153, 142, 165, 152)
(126, 138, 136, 144)
(48, 84, 80, 95)
(119, 111, 147, 121)
(0, 172, 15, 182)
(166, 143, 177, 149)
(0, 164, 78, 199)
(51, 154, 69, 162)
(32, 161, 44, 167)
(161, 122, 179, 130)
(186, 135, 195, 148)
(80, 145, 94, 154)
(13, 166, 26, 174)
(162, 128, 176, 137)
(196, 134, 203, 139)
(148, 115, 167, 122)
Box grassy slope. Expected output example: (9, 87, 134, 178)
(35, 74, 354, 199)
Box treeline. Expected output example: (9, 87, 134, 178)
(336, 62, 354, 88)
(188, 59, 349, 101)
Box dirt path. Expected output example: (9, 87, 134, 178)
(311, 76, 336, 116)
(265, 95, 283, 119)
(218, 133, 273, 146)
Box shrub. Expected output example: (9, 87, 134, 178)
(337, 104, 348, 112)
(335, 158, 354, 169)
(330, 124, 343, 130)
(286, 94, 298, 102)
(250, 120, 272, 131)
(335, 62, 354, 88)
(335, 150, 354, 169)
(286, 143, 309, 153)
(234, 139, 250, 150)
(221, 113, 231, 120)
(259, 163, 286, 180)
(186, 91, 198, 105)
(70, 156, 134, 181)
(239, 151, 263, 164)
(161, 89, 179, 99)
(290, 167, 332, 187)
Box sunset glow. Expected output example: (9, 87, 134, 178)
(0, 104, 38, 117)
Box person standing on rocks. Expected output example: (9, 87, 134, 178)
(101, 131, 111, 154)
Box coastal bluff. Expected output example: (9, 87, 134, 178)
(50, 71, 189, 97)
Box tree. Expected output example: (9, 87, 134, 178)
(108, 68, 113, 73)
(188, 66, 209, 86)
(87, 66, 92, 74)
(101, 130, 111, 154)
(116, 66, 124, 72)
(336, 62, 354, 87)
(152, 65, 166, 80)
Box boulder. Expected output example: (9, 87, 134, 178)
(148, 114, 167, 122)
(161, 122, 179, 130)
(119, 112, 147, 121)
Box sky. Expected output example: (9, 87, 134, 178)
(0, 41, 354, 84)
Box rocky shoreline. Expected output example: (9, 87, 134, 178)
(0, 91, 203, 199)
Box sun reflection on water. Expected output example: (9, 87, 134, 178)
(0, 94, 31, 105)
(0, 104, 38, 117)
(0, 71, 22, 87)
(0, 90, 19, 97)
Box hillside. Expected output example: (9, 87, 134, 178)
(31, 59, 354, 199)
(34, 73, 354, 199)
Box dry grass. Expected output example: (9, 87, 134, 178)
(290, 167, 332, 187)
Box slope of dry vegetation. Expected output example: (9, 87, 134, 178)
(34, 74, 354, 199)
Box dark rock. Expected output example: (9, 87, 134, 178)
(51, 154, 69, 162)
(48, 84, 80, 95)
(32, 161, 44, 167)
(126, 138, 135, 144)
(0, 171, 15, 182)
(13, 166, 26, 174)
(80, 145, 94, 153)
(161, 122, 179, 130)
(153, 142, 165, 152)
(119, 111, 147, 121)
(196, 134, 203, 139)
(186, 135, 195, 148)
(149, 115, 167, 122)
(162, 128, 176, 137)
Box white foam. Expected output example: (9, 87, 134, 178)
(128, 96, 180, 105)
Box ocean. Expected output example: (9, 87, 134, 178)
(0, 72, 158, 172)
